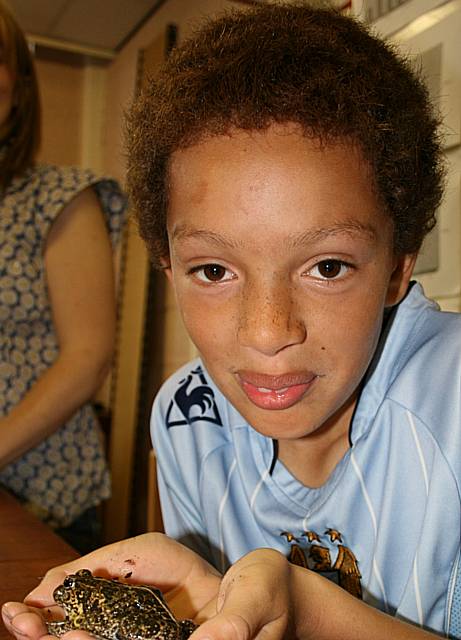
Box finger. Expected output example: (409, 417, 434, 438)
(25, 568, 70, 606)
(193, 605, 287, 640)
(195, 550, 291, 640)
(166, 574, 221, 622)
(53, 632, 96, 640)
(2, 603, 49, 640)
(202, 587, 287, 640)
(190, 612, 252, 640)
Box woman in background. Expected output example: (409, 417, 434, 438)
(0, 1, 126, 552)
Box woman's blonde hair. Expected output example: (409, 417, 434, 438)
(0, 1, 40, 190)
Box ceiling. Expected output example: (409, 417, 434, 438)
(6, 0, 169, 57)
(6, 0, 345, 59)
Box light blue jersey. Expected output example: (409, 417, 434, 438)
(151, 283, 461, 637)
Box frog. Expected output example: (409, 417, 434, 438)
(46, 569, 197, 640)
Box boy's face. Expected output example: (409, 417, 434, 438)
(165, 123, 414, 446)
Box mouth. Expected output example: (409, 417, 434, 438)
(236, 370, 318, 410)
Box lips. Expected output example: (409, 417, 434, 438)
(236, 370, 317, 410)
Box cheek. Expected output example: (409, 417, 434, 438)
(179, 299, 237, 366)
(335, 304, 384, 372)
(312, 290, 386, 371)
(174, 290, 229, 354)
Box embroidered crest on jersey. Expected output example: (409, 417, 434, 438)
(281, 529, 362, 599)
(166, 366, 223, 428)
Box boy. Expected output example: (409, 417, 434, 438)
(3, 3, 460, 640)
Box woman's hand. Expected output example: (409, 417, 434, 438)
(2, 533, 221, 640)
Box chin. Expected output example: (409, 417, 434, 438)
(238, 403, 318, 440)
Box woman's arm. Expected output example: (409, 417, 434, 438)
(0, 187, 116, 467)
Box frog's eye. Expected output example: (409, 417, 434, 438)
(63, 576, 76, 589)
(76, 569, 92, 578)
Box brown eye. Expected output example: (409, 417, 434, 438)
(316, 260, 343, 279)
(190, 263, 235, 283)
(192, 264, 226, 282)
(202, 264, 227, 281)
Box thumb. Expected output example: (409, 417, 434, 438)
(191, 549, 291, 640)
(191, 611, 253, 640)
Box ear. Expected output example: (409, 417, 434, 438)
(159, 257, 173, 283)
(385, 253, 417, 307)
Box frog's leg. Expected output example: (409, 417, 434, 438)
(46, 621, 72, 637)
(178, 620, 197, 640)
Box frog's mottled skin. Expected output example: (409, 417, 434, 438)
(46, 569, 197, 640)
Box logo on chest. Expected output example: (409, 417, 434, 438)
(281, 529, 362, 599)
(166, 365, 223, 428)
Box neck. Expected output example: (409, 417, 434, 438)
(277, 393, 357, 488)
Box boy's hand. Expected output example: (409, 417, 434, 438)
(189, 548, 440, 640)
(2, 533, 221, 640)
(3, 540, 442, 640)
(190, 549, 309, 640)
(191, 549, 439, 640)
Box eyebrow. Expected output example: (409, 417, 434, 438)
(171, 220, 378, 249)
(287, 221, 378, 248)
(171, 225, 242, 249)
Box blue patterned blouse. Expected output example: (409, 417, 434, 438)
(0, 164, 127, 527)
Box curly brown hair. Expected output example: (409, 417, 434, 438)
(126, 2, 445, 267)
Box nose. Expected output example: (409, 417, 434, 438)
(237, 278, 306, 356)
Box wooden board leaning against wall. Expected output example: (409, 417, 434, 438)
(104, 25, 196, 542)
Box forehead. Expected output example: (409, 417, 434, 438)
(171, 123, 374, 193)
(168, 123, 389, 241)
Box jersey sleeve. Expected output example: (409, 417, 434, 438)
(150, 368, 215, 563)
